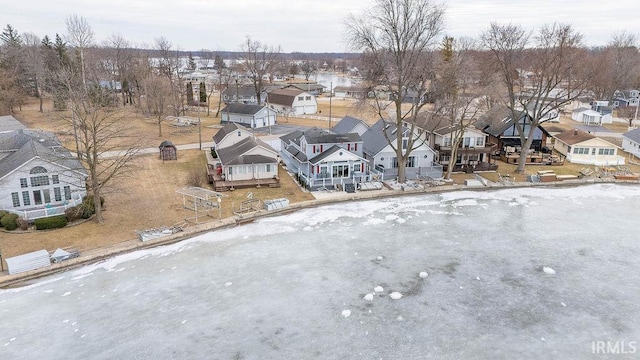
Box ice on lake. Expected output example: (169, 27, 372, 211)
(1, 184, 640, 359)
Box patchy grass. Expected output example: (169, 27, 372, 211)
(0, 149, 313, 260)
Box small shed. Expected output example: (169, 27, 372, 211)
(159, 140, 177, 161)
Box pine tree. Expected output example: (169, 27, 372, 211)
(186, 82, 194, 104)
(188, 53, 196, 70)
(199, 82, 206, 103)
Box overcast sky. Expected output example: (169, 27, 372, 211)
(2, 0, 639, 52)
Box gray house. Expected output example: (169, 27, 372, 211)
(280, 127, 368, 190)
(332, 116, 370, 136)
(0, 128, 87, 220)
(361, 119, 441, 180)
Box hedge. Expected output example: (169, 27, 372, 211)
(34, 215, 68, 230)
(1, 213, 19, 231)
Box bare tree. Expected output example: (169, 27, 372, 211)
(346, 0, 445, 183)
(435, 37, 484, 179)
(482, 22, 587, 173)
(239, 36, 281, 104)
(299, 58, 316, 81)
(65, 15, 94, 91)
(58, 61, 141, 223)
(143, 74, 172, 137)
(155, 36, 185, 116)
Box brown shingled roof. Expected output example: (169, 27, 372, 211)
(554, 129, 596, 145)
(267, 88, 304, 106)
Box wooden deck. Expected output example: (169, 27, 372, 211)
(209, 172, 280, 191)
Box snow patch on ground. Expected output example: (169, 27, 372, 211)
(419, 272, 429, 278)
(374, 286, 384, 292)
(363, 293, 374, 301)
(389, 292, 403, 300)
(341, 310, 351, 318)
(543, 266, 556, 275)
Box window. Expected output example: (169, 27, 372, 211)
(305, 96, 311, 100)
(402, 138, 408, 150)
(52, 175, 59, 184)
(30, 175, 49, 187)
(43, 189, 51, 204)
(573, 147, 589, 155)
(592, 148, 596, 155)
(30, 166, 47, 174)
(332, 164, 349, 178)
(443, 137, 452, 146)
(12, 192, 20, 207)
(64, 186, 71, 200)
(598, 148, 615, 155)
(440, 155, 451, 163)
(33, 190, 42, 205)
(463, 137, 471, 147)
(298, 96, 304, 101)
(266, 164, 271, 172)
(22, 191, 31, 206)
(406, 156, 416, 168)
(20, 178, 28, 188)
(54, 187, 62, 202)
(353, 164, 361, 173)
(475, 137, 484, 147)
(319, 166, 329, 178)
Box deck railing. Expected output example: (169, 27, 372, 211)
(3, 195, 84, 221)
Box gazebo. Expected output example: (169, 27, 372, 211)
(159, 140, 177, 160)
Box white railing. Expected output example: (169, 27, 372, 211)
(3, 195, 84, 221)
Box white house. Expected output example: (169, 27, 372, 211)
(216, 137, 279, 182)
(212, 122, 253, 151)
(553, 130, 624, 166)
(0, 129, 87, 220)
(333, 86, 367, 99)
(267, 88, 317, 115)
(220, 103, 277, 128)
(361, 119, 442, 179)
(622, 128, 640, 159)
(280, 127, 367, 190)
(571, 107, 613, 125)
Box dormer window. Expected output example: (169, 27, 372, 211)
(237, 131, 241, 136)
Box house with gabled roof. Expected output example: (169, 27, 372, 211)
(553, 130, 624, 166)
(284, 83, 326, 95)
(361, 119, 441, 180)
(220, 103, 277, 128)
(406, 113, 496, 172)
(332, 116, 370, 136)
(212, 122, 253, 151)
(208, 123, 280, 190)
(477, 110, 551, 164)
(280, 127, 367, 190)
(267, 88, 317, 115)
(622, 128, 640, 159)
(0, 128, 87, 220)
(222, 84, 266, 104)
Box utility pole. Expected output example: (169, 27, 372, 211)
(198, 86, 202, 150)
(329, 81, 333, 129)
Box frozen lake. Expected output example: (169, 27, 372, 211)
(1, 184, 640, 359)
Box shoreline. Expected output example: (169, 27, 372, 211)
(1, 177, 637, 288)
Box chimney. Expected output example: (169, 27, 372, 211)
(574, 129, 578, 136)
